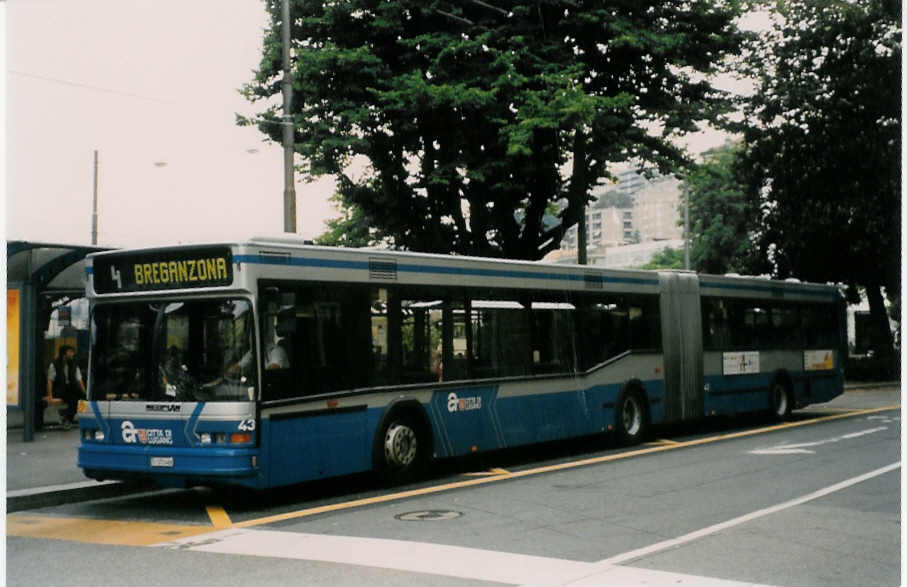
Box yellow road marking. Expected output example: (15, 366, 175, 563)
(7, 515, 212, 546)
(807, 407, 874, 413)
(206, 506, 233, 529)
(229, 404, 899, 530)
(462, 467, 511, 477)
(646, 439, 681, 446)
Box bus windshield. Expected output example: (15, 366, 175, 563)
(89, 298, 257, 402)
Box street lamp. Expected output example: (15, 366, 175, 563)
(281, 0, 296, 234)
(91, 150, 99, 245)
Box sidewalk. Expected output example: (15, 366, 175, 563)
(5, 381, 900, 512)
(6, 425, 140, 512)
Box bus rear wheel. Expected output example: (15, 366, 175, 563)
(770, 380, 792, 420)
(616, 389, 647, 445)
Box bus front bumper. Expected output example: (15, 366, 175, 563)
(78, 443, 261, 488)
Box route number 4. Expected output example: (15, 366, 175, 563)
(110, 266, 123, 289)
(238, 419, 256, 432)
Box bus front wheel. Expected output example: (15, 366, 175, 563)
(375, 410, 428, 483)
(616, 389, 648, 445)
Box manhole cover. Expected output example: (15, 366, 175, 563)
(395, 510, 463, 522)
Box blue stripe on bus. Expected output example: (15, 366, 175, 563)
(700, 280, 836, 299)
(186, 402, 207, 446)
(234, 254, 659, 286)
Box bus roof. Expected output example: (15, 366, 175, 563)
(86, 237, 840, 301)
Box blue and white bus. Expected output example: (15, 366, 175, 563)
(78, 238, 846, 489)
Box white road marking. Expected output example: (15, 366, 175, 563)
(749, 447, 815, 455)
(748, 426, 888, 455)
(154, 463, 898, 586)
(155, 528, 769, 586)
(592, 462, 900, 568)
(157, 529, 588, 584)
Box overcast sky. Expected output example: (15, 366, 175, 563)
(6, 0, 339, 248)
(5, 0, 742, 250)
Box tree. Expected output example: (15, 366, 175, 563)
(594, 190, 634, 210)
(684, 143, 763, 275)
(244, 0, 747, 260)
(640, 247, 684, 270)
(313, 193, 373, 248)
(741, 0, 901, 362)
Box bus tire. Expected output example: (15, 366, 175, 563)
(616, 387, 648, 445)
(374, 406, 429, 484)
(770, 378, 792, 420)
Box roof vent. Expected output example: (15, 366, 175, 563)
(369, 257, 398, 280)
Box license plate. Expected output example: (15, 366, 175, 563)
(150, 456, 174, 468)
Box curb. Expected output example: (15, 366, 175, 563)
(7, 480, 144, 513)
(844, 382, 900, 391)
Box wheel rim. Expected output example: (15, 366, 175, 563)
(622, 396, 642, 436)
(384, 423, 417, 467)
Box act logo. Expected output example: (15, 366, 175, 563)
(447, 392, 482, 413)
(121, 420, 173, 445)
(121, 421, 139, 443)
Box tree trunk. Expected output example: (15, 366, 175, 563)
(865, 282, 895, 370)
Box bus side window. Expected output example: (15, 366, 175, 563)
(576, 295, 629, 369)
(530, 295, 578, 375)
(627, 295, 661, 351)
(468, 295, 531, 378)
(280, 284, 373, 396)
(373, 287, 468, 385)
(261, 287, 298, 401)
(702, 298, 732, 350)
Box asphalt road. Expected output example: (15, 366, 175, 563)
(7, 388, 900, 586)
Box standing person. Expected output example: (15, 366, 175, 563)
(46, 345, 86, 429)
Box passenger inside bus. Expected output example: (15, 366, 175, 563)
(262, 312, 289, 370)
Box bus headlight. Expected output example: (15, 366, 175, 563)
(199, 433, 213, 444)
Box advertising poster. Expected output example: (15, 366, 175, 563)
(7, 289, 20, 406)
(722, 351, 760, 375)
(804, 350, 835, 371)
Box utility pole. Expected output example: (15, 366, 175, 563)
(281, 0, 297, 234)
(683, 185, 690, 270)
(577, 213, 587, 265)
(91, 150, 99, 245)
(573, 130, 588, 265)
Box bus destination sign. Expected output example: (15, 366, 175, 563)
(94, 247, 234, 293)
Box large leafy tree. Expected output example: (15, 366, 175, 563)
(243, 0, 746, 259)
(741, 0, 900, 360)
(685, 143, 763, 275)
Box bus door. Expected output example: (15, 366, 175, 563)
(658, 272, 704, 422)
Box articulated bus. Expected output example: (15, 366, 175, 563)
(78, 238, 846, 489)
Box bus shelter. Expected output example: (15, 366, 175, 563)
(7, 242, 110, 441)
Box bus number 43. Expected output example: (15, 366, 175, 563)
(238, 419, 256, 432)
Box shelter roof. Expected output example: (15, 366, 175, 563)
(7, 241, 112, 292)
